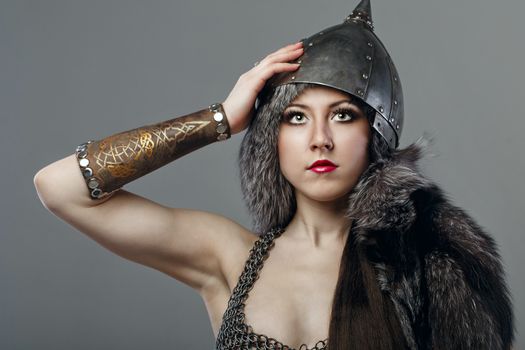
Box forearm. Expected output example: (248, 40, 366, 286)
(75, 103, 230, 200)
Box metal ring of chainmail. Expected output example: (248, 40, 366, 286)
(215, 226, 329, 350)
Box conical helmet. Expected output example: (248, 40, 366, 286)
(264, 0, 403, 149)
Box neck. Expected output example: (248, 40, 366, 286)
(284, 191, 352, 248)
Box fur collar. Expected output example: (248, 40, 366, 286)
(343, 137, 515, 350)
(346, 136, 435, 237)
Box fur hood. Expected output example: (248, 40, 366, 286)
(239, 127, 514, 348)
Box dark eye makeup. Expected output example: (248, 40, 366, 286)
(282, 107, 358, 124)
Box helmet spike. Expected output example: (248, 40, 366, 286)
(345, 0, 373, 31)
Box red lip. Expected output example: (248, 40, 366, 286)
(310, 166, 337, 174)
(308, 159, 337, 169)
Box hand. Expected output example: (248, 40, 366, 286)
(222, 41, 304, 135)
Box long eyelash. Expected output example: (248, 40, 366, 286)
(282, 107, 356, 124)
(332, 107, 356, 121)
(282, 109, 304, 122)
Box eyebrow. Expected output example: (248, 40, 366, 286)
(285, 99, 354, 110)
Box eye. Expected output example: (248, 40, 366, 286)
(332, 108, 356, 121)
(282, 107, 358, 125)
(282, 109, 308, 124)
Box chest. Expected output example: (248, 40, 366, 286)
(244, 254, 340, 347)
(205, 236, 344, 349)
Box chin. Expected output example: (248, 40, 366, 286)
(297, 185, 353, 203)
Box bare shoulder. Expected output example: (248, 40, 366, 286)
(186, 209, 259, 336)
(192, 211, 258, 330)
(166, 207, 258, 293)
(204, 212, 258, 289)
(200, 211, 257, 281)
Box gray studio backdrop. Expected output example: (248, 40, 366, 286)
(2, 0, 523, 348)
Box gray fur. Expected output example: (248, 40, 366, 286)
(239, 83, 310, 234)
(238, 84, 514, 349)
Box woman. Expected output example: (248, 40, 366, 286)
(34, 0, 514, 349)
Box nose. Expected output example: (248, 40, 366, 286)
(309, 122, 334, 151)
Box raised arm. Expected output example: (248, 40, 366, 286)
(33, 105, 247, 293)
(33, 41, 304, 294)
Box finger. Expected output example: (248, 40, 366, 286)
(260, 48, 304, 64)
(267, 41, 303, 58)
(258, 62, 301, 81)
(264, 48, 303, 64)
(284, 41, 304, 49)
(268, 43, 303, 58)
(277, 41, 303, 52)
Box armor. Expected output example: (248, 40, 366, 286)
(262, 0, 403, 149)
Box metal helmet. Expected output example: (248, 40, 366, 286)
(264, 0, 403, 149)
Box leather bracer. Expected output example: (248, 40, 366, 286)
(75, 104, 231, 200)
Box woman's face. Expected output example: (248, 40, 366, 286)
(277, 85, 372, 203)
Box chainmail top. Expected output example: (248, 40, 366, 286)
(215, 226, 329, 350)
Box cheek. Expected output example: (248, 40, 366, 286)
(349, 131, 370, 153)
(354, 135, 370, 162)
(337, 128, 371, 166)
(354, 120, 371, 143)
